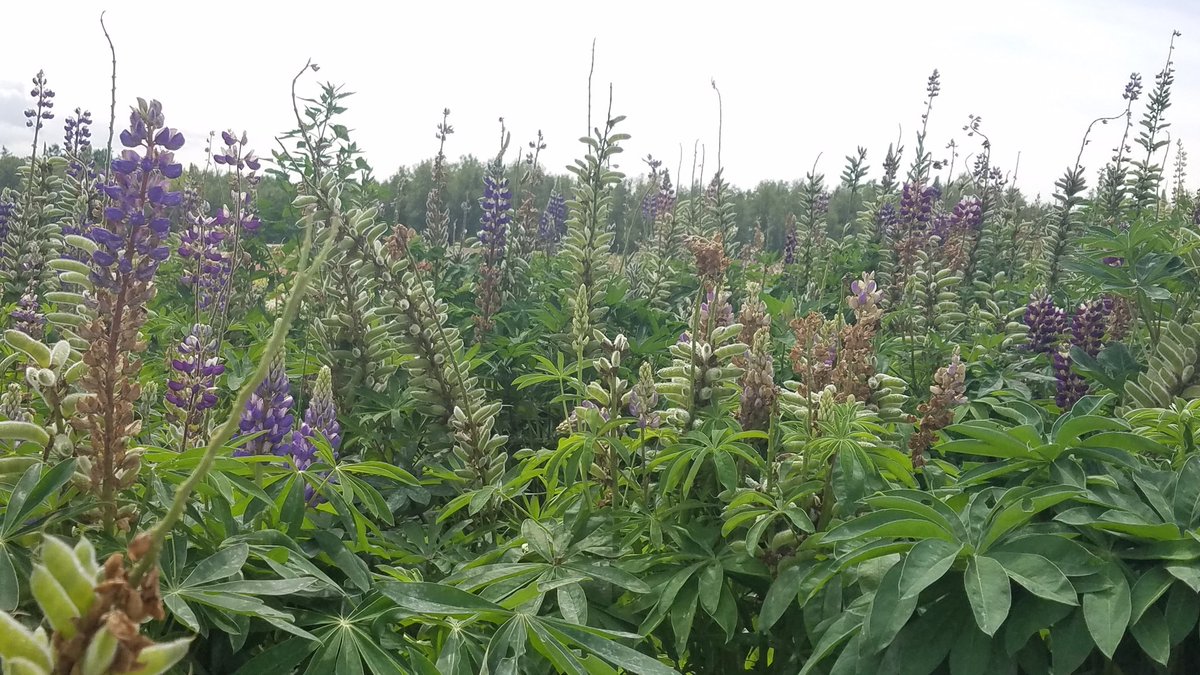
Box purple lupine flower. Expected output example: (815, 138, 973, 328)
(1054, 348, 1088, 410)
(641, 176, 660, 223)
(165, 324, 224, 436)
(23, 71, 54, 132)
(783, 214, 798, 264)
(10, 284, 45, 339)
(288, 365, 340, 502)
(876, 203, 899, 238)
(479, 173, 512, 259)
(179, 187, 232, 311)
(538, 189, 567, 247)
(62, 108, 94, 179)
(656, 170, 677, 220)
(813, 191, 831, 221)
(899, 182, 939, 229)
(211, 129, 263, 233)
(1023, 292, 1065, 355)
(700, 289, 734, 332)
(950, 196, 983, 232)
(90, 101, 183, 290)
(1071, 300, 1108, 359)
(628, 363, 660, 430)
(236, 347, 294, 457)
(0, 198, 14, 254)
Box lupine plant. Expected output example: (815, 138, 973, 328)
(2, 27, 1200, 675)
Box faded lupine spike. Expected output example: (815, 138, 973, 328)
(909, 347, 968, 465)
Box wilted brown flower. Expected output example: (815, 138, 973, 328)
(686, 234, 730, 283)
(909, 347, 968, 466)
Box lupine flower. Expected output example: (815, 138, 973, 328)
(876, 203, 899, 238)
(699, 289, 734, 333)
(10, 283, 45, 339)
(235, 348, 293, 457)
(211, 129, 263, 233)
(628, 362, 661, 430)
(0, 198, 13, 247)
(476, 170, 513, 337)
(1054, 349, 1089, 410)
(1071, 300, 1108, 358)
(90, 101, 184, 290)
(909, 347, 968, 465)
(848, 272, 883, 321)
(62, 108, 93, 179)
(165, 324, 224, 442)
(783, 213, 798, 264)
(738, 330, 777, 430)
(23, 70, 55, 131)
(1023, 292, 1065, 355)
(179, 187, 232, 311)
(950, 196, 983, 232)
(538, 189, 567, 248)
(0, 383, 29, 422)
(478, 174, 511, 257)
(289, 366, 340, 502)
(899, 182, 939, 228)
(74, 100, 183, 528)
(1124, 73, 1144, 101)
(656, 170, 677, 220)
(813, 191, 831, 221)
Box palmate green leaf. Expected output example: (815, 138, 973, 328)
(964, 555, 1011, 636)
(379, 580, 506, 615)
(312, 531, 371, 593)
(1130, 567, 1174, 623)
(0, 547, 17, 612)
(979, 486, 1080, 551)
(987, 552, 1077, 606)
(898, 539, 962, 601)
(1130, 606, 1170, 666)
(181, 543, 249, 587)
(3, 459, 75, 537)
(1051, 608, 1094, 675)
(760, 562, 810, 631)
(822, 509, 956, 544)
(948, 622, 994, 675)
(863, 558, 918, 653)
(541, 617, 680, 675)
(670, 580, 699, 655)
(798, 607, 865, 675)
(1082, 562, 1131, 659)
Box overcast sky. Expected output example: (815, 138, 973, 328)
(1, 1, 1196, 199)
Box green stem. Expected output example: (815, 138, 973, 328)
(129, 207, 341, 587)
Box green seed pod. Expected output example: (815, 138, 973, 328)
(5, 330, 52, 368)
(80, 626, 118, 675)
(0, 456, 39, 475)
(74, 537, 100, 579)
(4, 656, 51, 675)
(0, 421, 50, 446)
(40, 537, 96, 612)
(0, 610, 53, 672)
(48, 341, 71, 370)
(30, 565, 80, 638)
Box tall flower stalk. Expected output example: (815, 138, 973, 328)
(75, 99, 184, 532)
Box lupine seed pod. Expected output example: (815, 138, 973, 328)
(0, 612, 52, 673)
(79, 626, 118, 675)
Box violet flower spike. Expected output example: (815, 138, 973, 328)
(235, 347, 294, 457)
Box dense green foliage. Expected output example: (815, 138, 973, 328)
(3, 30, 1200, 675)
